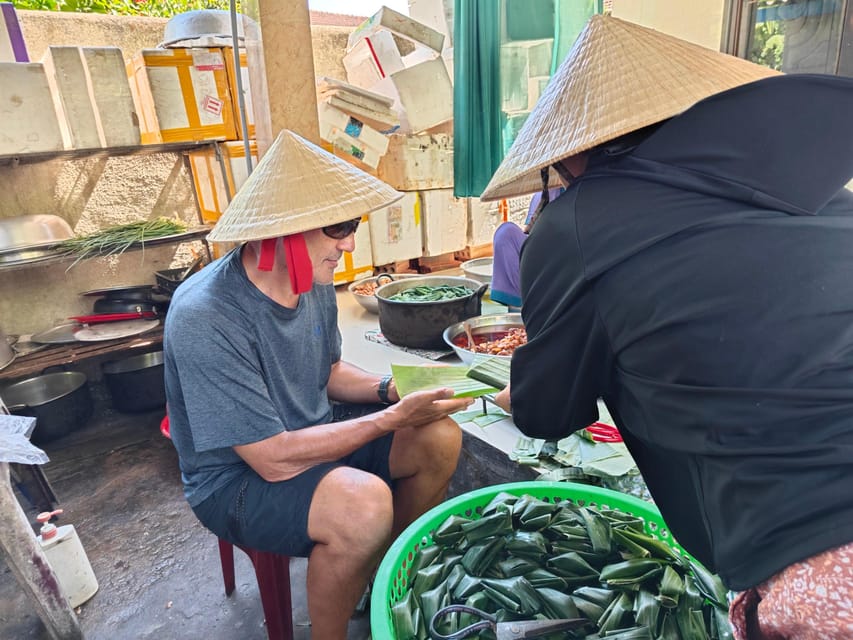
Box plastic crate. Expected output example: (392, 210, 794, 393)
(370, 481, 688, 639)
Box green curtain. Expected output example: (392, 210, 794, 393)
(453, 0, 502, 197)
(453, 0, 601, 198)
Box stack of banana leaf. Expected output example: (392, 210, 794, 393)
(391, 492, 732, 640)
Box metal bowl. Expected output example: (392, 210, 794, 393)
(0, 215, 73, 251)
(460, 257, 493, 285)
(347, 273, 423, 314)
(442, 313, 525, 364)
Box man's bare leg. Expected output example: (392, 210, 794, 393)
(388, 417, 463, 537)
(306, 467, 394, 639)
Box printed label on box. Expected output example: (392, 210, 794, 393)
(386, 205, 402, 243)
(192, 50, 226, 71)
(202, 94, 224, 116)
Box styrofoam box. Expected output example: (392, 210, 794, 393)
(343, 31, 405, 90)
(408, 0, 454, 49)
(81, 47, 140, 147)
(504, 195, 536, 228)
(467, 197, 506, 247)
(1, 2, 29, 62)
(347, 5, 445, 54)
(43, 46, 101, 149)
(188, 140, 258, 224)
(318, 102, 389, 155)
(325, 126, 383, 170)
(376, 132, 452, 191)
(223, 47, 254, 140)
(386, 58, 453, 133)
(419, 189, 468, 257)
(368, 191, 423, 265)
(127, 48, 237, 144)
(334, 214, 374, 285)
(0, 62, 64, 154)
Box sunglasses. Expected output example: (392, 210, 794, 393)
(322, 217, 361, 240)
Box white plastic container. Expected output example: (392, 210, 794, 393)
(36, 510, 98, 608)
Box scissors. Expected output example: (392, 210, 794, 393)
(429, 604, 589, 640)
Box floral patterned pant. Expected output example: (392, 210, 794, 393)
(729, 541, 853, 640)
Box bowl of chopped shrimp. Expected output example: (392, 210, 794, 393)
(442, 313, 526, 364)
(347, 273, 423, 314)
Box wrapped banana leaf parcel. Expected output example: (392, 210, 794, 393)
(391, 492, 732, 640)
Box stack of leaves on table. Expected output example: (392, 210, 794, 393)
(391, 492, 732, 640)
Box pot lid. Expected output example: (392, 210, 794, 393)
(73, 319, 160, 342)
(80, 284, 157, 300)
(30, 323, 81, 345)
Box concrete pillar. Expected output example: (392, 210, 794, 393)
(254, 0, 320, 154)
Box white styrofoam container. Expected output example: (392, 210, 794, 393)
(318, 102, 389, 154)
(467, 197, 506, 247)
(325, 126, 383, 170)
(419, 189, 468, 257)
(1, 2, 29, 63)
(342, 31, 405, 90)
(0, 62, 64, 154)
(42, 46, 101, 149)
(188, 140, 257, 224)
(368, 191, 423, 265)
(334, 214, 374, 284)
(386, 58, 453, 133)
(376, 132, 453, 191)
(347, 5, 445, 54)
(408, 0, 454, 49)
(81, 47, 140, 147)
(127, 47, 236, 144)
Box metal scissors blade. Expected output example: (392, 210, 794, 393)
(430, 604, 588, 640)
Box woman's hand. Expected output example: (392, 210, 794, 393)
(494, 383, 512, 414)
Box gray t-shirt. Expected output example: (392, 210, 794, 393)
(163, 248, 342, 506)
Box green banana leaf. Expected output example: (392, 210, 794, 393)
(481, 576, 541, 616)
(537, 587, 583, 620)
(461, 537, 505, 576)
(391, 588, 417, 640)
(391, 364, 499, 399)
(599, 558, 668, 589)
(657, 565, 684, 609)
(461, 509, 514, 542)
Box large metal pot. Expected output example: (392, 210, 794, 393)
(1, 372, 93, 445)
(101, 351, 166, 413)
(376, 276, 489, 349)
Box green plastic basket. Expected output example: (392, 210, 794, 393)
(370, 481, 688, 639)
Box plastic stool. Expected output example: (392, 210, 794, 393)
(160, 415, 294, 640)
(218, 539, 294, 640)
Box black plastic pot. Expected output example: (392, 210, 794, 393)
(101, 351, 166, 413)
(1, 371, 93, 445)
(376, 276, 489, 350)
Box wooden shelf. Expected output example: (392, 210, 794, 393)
(0, 227, 211, 272)
(0, 326, 163, 382)
(0, 141, 217, 167)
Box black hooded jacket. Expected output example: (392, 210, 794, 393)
(512, 74, 853, 591)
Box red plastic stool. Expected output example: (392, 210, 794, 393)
(218, 539, 294, 640)
(160, 414, 294, 640)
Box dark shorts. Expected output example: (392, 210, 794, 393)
(192, 403, 393, 557)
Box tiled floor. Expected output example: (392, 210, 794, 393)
(0, 274, 529, 640)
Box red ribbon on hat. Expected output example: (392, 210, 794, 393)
(256, 234, 314, 294)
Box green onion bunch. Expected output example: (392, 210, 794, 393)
(58, 217, 187, 267)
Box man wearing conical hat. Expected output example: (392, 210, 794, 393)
(491, 15, 853, 639)
(163, 130, 473, 638)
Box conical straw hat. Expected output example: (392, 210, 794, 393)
(208, 130, 403, 242)
(480, 15, 781, 201)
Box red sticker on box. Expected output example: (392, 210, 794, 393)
(202, 95, 224, 116)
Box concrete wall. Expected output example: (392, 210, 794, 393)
(611, 0, 727, 50)
(1, 12, 354, 338)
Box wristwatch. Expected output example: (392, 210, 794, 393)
(378, 374, 394, 404)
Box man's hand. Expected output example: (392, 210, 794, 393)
(375, 387, 473, 432)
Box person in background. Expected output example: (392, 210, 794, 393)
(489, 186, 564, 309)
(164, 130, 472, 640)
(489, 15, 853, 640)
